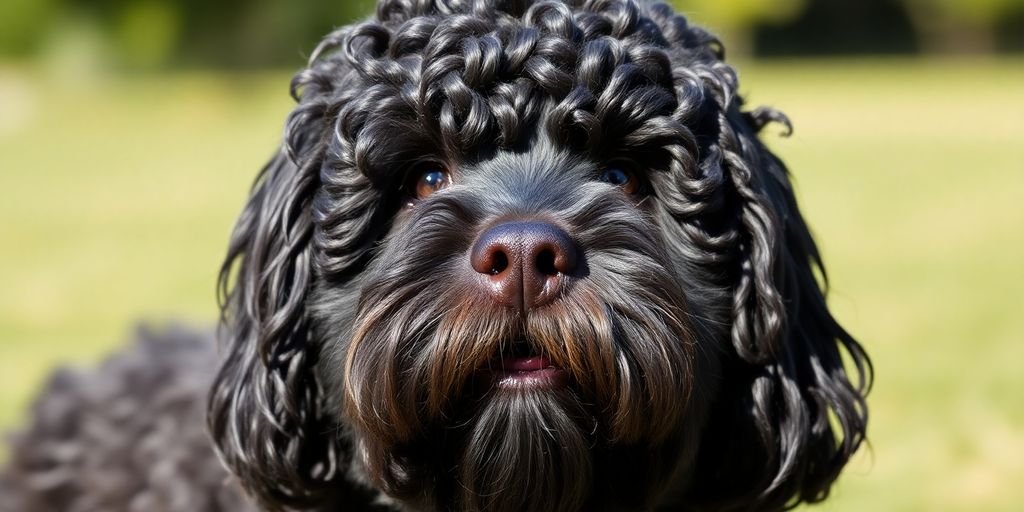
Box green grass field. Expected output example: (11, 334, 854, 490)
(1, 58, 1022, 510)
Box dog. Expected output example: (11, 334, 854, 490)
(1, 1, 871, 511)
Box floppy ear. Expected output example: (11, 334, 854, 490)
(687, 102, 872, 509)
(207, 20, 403, 507)
(206, 82, 345, 508)
(207, 148, 341, 509)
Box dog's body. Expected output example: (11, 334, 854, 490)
(0, 329, 256, 512)
(2, 1, 870, 511)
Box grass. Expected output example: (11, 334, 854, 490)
(1, 58, 1022, 510)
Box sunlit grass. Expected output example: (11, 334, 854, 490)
(0, 68, 293, 430)
(1, 58, 1022, 510)
(742, 58, 1024, 512)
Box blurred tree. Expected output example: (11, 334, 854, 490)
(173, 0, 376, 68)
(0, 0, 375, 69)
(0, 0, 58, 56)
(112, 0, 180, 69)
(902, 0, 1023, 53)
(3, 0, 1024, 68)
(753, 0, 919, 56)
(671, 0, 808, 56)
(996, 7, 1024, 50)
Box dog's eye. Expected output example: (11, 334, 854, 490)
(407, 164, 451, 201)
(599, 167, 639, 195)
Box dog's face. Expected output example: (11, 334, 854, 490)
(335, 142, 703, 511)
(208, 2, 871, 511)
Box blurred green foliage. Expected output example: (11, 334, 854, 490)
(0, 0, 58, 54)
(903, 0, 1024, 52)
(677, 0, 807, 25)
(2, 0, 1024, 69)
(673, 0, 807, 55)
(914, 0, 1020, 26)
(1, 0, 377, 68)
(111, 0, 180, 68)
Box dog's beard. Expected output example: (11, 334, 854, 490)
(458, 385, 592, 512)
(342, 271, 695, 510)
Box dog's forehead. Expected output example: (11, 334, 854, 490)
(461, 134, 588, 175)
(452, 136, 600, 202)
(316, 1, 717, 189)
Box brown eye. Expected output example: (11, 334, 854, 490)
(599, 166, 639, 195)
(408, 164, 451, 201)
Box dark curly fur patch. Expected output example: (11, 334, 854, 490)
(0, 327, 252, 512)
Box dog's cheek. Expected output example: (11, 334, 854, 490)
(308, 279, 366, 417)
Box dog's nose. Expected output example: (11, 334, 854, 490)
(470, 220, 577, 311)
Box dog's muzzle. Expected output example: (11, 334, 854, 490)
(470, 218, 578, 389)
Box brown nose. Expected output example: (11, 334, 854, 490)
(470, 220, 578, 311)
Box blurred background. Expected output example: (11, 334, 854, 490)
(1, 0, 1022, 510)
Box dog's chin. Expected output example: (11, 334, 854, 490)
(349, 341, 689, 512)
(455, 383, 593, 512)
(343, 280, 697, 509)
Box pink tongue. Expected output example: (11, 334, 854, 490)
(501, 355, 553, 371)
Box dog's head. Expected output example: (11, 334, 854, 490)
(208, 1, 871, 511)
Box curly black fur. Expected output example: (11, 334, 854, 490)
(0, 327, 253, 512)
(3, 1, 871, 511)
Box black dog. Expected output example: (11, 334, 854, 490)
(1, 1, 871, 511)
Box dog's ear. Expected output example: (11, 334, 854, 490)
(686, 102, 872, 509)
(206, 90, 343, 509)
(205, 22, 435, 508)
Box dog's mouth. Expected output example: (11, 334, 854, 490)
(488, 341, 569, 390)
